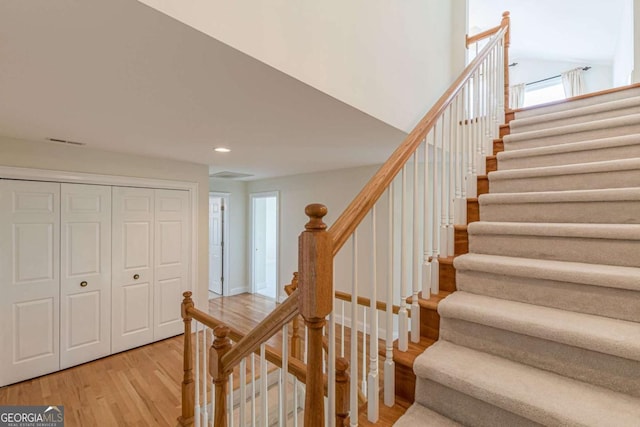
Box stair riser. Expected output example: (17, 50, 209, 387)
(440, 318, 640, 397)
(469, 234, 640, 267)
(490, 168, 640, 193)
(498, 143, 640, 171)
(480, 200, 640, 224)
(504, 123, 640, 151)
(415, 379, 541, 427)
(456, 270, 640, 323)
(467, 199, 479, 223)
(511, 105, 640, 134)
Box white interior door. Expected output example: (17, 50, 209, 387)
(209, 195, 223, 295)
(60, 183, 111, 369)
(111, 187, 154, 353)
(154, 189, 190, 340)
(251, 193, 278, 300)
(0, 180, 60, 386)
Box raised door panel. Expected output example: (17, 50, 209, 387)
(60, 184, 111, 368)
(0, 180, 60, 387)
(112, 187, 154, 353)
(154, 189, 190, 340)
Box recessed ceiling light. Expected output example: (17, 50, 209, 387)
(214, 147, 231, 153)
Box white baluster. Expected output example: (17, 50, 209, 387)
(384, 184, 395, 407)
(447, 105, 455, 257)
(423, 135, 432, 299)
(411, 152, 421, 343)
(240, 358, 247, 427)
(260, 344, 268, 427)
(280, 324, 288, 427)
(293, 376, 299, 427)
(431, 121, 440, 296)
(362, 306, 367, 398)
(440, 113, 449, 258)
(350, 232, 358, 427)
(398, 166, 409, 352)
(251, 355, 256, 427)
(195, 322, 201, 427)
(341, 300, 345, 358)
(466, 79, 478, 199)
(328, 298, 336, 427)
(368, 206, 379, 422)
(203, 326, 209, 426)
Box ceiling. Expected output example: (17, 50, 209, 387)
(469, 0, 629, 64)
(0, 0, 406, 181)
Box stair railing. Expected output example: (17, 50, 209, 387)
(304, 14, 510, 425)
(178, 12, 509, 427)
(178, 290, 351, 427)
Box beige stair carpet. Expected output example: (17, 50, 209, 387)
(395, 86, 640, 426)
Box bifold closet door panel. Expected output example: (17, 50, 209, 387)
(111, 187, 154, 353)
(153, 189, 190, 340)
(60, 184, 112, 369)
(0, 180, 60, 386)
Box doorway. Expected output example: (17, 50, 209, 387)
(209, 193, 229, 297)
(251, 192, 279, 300)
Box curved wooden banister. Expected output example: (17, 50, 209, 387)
(328, 24, 509, 255)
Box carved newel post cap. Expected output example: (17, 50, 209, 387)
(182, 291, 193, 300)
(502, 11, 510, 17)
(213, 325, 230, 343)
(335, 357, 349, 374)
(305, 204, 328, 231)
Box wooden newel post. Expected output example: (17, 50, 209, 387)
(178, 292, 195, 426)
(210, 325, 232, 427)
(501, 11, 511, 110)
(299, 204, 333, 427)
(335, 357, 351, 426)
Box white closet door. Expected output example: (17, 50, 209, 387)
(0, 180, 60, 386)
(111, 187, 154, 353)
(154, 189, 190, 340)
(60, 184, 111, 368)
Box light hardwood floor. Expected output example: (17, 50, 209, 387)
(0, 293, 408, 426)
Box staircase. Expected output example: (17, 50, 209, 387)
(396, 86, 640, 426)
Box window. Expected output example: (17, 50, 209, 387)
(523, 77, 565, 107)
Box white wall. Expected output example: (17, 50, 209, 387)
(209, 178, 248, 295)
(510, 58, 613, 94)
(0, 135, 210, 305)
(138, 0, 466, 133)
(613, 0, 635, 86)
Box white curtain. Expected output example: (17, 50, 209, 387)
(562, 68, 585, 98)
(509, 83, 526, 109)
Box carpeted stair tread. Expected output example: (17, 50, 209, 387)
(488, 157, 640, 192)
(510, 96, 640, 133)
(437, 292, 640, 362)
(514, 84, 640, 119)
(468, 221, 640, 240)
(453, 253, 640, 293)
(393, 403, 462, 427)
(502, 113, 640, 150)
(497, 133, 640, 170)
(413, 341, 640, 427)
(478, 187, 640, 223)
(467, 221, 640, 266)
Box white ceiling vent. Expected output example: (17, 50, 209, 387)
(46, 137, 86, 146)
(209, 171, 253, 179)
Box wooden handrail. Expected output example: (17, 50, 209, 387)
(328, 24, 508, 254)
(222, 290, 300, 369)
(334, 290, 407, 317)
(466, 23, 502, 47)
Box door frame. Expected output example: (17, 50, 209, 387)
(249, 191, 279, 300)
(209, 192, 230, 296)
(0, 165, 199, 305)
